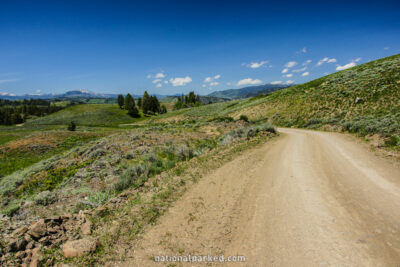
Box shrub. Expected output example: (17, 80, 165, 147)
(67, 121, 76, 131)
(34, 190, 57, 206)
(88, 191, 112, 205)
(113, 167, 137, 192)
(1, 202, 20, 217)
(239, 115, 249, 122)
(209, 116, 234, 123)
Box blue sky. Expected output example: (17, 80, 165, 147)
(1, 0, 399, 96)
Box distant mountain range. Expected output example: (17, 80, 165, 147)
(0, 84, 290, 101)
(207, 83, 290, 99)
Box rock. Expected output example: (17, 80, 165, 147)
(355, 97, 364, 104)
(61, 214, 72, 220)
(7, 238, 27, 252)
(28, 220, 46, 239)
(38, 236, 50, 245)
(94, 206, 107, 217)
(62, 237, 97, 258)
(81, 220, 92, 235)
(26, 241, 35, 250)
(30, 248, 43, 267)
(45, 216, 62, 224)
(15, 250, 26, 258)
(12, 226, 28, 237)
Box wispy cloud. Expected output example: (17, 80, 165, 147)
(156, 83, 162, 88)
(0, 92, 16, 96)
(292, 66, 307, 73)
(336, 62, 356, 71)
(302, 60, 312, 66)
(301, 72, 310, 76)
(285, 80, 294, 85)
(271, 81, 282, 85)
(237, 78, 262, 86)
(283, 74, 293, 78)
(0, 79, 18, 84)
(285, 61, 297, 68)
(204, 75, 221, 87)
(282, 61, 297, 73)
(316, 57, 336, 66)
(336, 58, 361, 71)
(296, 47, 307, 54)
(244, 61, 269, 69)
(169, 76, 192, 86)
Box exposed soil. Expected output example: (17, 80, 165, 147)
(119, 128, 400, 266)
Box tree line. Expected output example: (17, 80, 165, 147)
(117, 91, 167, 117)
(0, 99, 68, 125)
(173, 91, 201, 110)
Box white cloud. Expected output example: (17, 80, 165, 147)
(202, 84, 206, 88)
(281, 68, 289, 74)
(302, 60, 312, 66)
(301, 72, 310, 76)
(204, 77, 212, 82)
(292, 66, 307, 73)
(336, 62, 356, 71)
(352, 57, 361, 62)
(285, 61, 297, 68)
(283, 74, 293, 78)
(316, 57, 328, 66)
(0, 92, 16, 96)
(271, 81, 282, 85)
(285, 80, 294, 85)
(247, 61, 268, 69)
(146, 74, 152, 79)
(237, 78, 262, 86)
(226, 82, 231, 85)
(214, 74, 221, 79)
(164, 81, 168, 84)
(317, 57, 336, 66)
(210, 82, 219, 86)
(152, 79, 162, 84)
(154, 72, 166, 79)
(297, 47, 307, 54)
(156, 83, 162, 88)
(169, 76, 192, 86)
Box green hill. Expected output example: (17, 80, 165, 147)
(154, 54, 400, 147)
(25, 104, 138, 127)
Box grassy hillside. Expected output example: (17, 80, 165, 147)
(208, 83, 288, 99)
(25, 104, 139, 127)
(152, 54, 400, 147)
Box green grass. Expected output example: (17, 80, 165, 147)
(0, 132, 103, 177)
(25, 104, 144, 127)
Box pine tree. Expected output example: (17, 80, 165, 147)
(142, 91, 151, 114)
(117, 94, 124, 109)
(125, 94, 140, 117)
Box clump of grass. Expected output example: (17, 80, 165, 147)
(34, 190, 57, 206)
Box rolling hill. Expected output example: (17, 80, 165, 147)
(155, 54, 400, 147)
(25, 104, 138, 126)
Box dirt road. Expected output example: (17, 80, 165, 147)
(122, 128, 400, 266)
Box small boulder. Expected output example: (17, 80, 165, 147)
(62, 238, 97, 258)
(81, 220, 92, 235)
(12, 226, 28, 237)
(28, 220, 47, 239)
